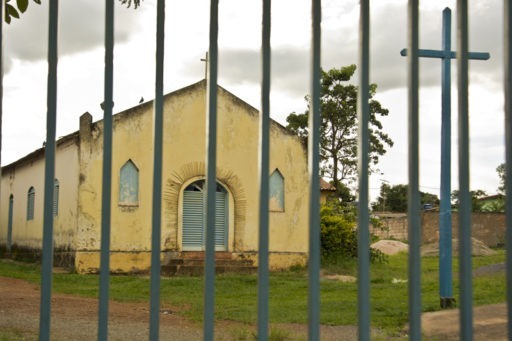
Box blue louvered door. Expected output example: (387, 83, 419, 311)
(214, 191, 227, 250)
(182, 180, 227, 251)
(183, 190, 205, 250)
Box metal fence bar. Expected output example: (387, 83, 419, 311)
(149, 0, 166, 340)
(439, 8, 454, 307)
(39, 1, 59, 340)
(308, 1, 321, 340)
(0, 0, 3, 187)
(406, 1, 422, 339)
(357, 1, 371, 340)
(505, 2, 512, 339)
(456, 1, 473, 339)
(257, 0, 271, 339)
(98, 1, 115, 339)
(204, 1, 219, 340)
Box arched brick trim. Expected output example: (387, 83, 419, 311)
(163, 161, 247, 251)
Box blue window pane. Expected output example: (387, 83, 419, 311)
(269, 169, 284, 212)
(27, 186, 35, 220)
(119, 160, 139, 205)
(53, 179, 59, 216)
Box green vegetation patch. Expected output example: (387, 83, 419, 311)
(0, 250, 506, 336)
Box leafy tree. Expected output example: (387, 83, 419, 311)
(373, 183, 407, 212)
(285, 111, 308, 141)
(4, 0, 142, 24)
(451, 189, 487, 212)
(480, 197, 505, 213)
(286, 65, 393, 199)
(421, 192, 440, 208)
(4, 0, 40, 24)
(372, 183, 440, 212)
(497, 163, 505, 194)
(118, 0, 142, 9)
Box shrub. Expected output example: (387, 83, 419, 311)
(320, 202, 387, 264)
(320, 205, 357, 259)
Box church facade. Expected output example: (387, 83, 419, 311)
(0, 81, 313, 273)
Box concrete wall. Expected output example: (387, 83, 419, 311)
(371, 211, 506, 247)
(371, 213, 408, 241)
(76, 81, 310, 272)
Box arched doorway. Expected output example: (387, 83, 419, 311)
(182, 180, 228, 251)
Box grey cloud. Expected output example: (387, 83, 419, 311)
(271, 48, 310, 96)
(185, 1, 502, 101)
(319, 3, 408, 92)
(468, 2, 503, 89)
(218, 49, 259, 84)
(217, 46, 310, 99)
(4, 1, 144, 73)
(323, 2, 502, 92)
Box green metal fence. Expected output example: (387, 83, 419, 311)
(0, 1, 510, 340)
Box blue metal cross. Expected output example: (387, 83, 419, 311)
(401, 7, 490, 308)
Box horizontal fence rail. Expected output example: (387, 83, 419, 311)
(0, 1, 509, 340)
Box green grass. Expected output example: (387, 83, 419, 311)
(0, 250, 506, 335)
(0, 329, 36, 341)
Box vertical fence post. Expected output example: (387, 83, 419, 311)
(98, 1, 115, 340)
(149, 0, 166, 340)
(39, 1, 59, 340)
(439, 8, 454, 308)
(406, 1, 422, 339)
(456, 1, 474, 339)
(357, 1, 370, 340)
(0, 0, 3, 184)
(308, 1, 321, 340)
(257, 0, 271, 340)
(504, 2, 512, 339)
(204, 1, 219, 340)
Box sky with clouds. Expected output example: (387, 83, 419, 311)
(2, 0, 505, 202)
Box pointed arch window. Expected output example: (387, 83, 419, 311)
(269, 169, 285, 212)
(53, 179, 60, 216)
(27, 186, 35, 220)
(8, 194, 14, 250)
(119, 160, 139, 206)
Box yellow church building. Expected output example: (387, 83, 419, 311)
(0, 80, 324, 274)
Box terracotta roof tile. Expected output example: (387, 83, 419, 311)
(320, 178, 336, 191)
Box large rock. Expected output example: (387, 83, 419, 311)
(370, 240, 408, 255)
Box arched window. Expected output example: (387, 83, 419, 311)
(27, 186, 35, 220)
(269, 169, 284, 212)
(53, 179, 59, 216)
(8, 194, 14, 250)
(119, 160, 139, 206)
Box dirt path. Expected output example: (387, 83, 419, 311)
(1, 276, 382, 340)
(422, 303, 509, 340)
(0, 276, 203, 340)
